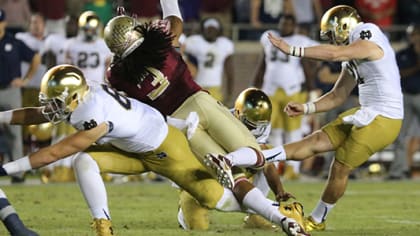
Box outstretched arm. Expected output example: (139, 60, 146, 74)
(0, 122, 109, 175)
(267, 33, 383, 61)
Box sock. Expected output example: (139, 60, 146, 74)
(215, 188, 242, 212)
(73, 153, 110, 220)
(226, 147, 264, 168)
(311, 200, 335, 223)
(242, 188, 285, 225)
(0, 189, 28, 234)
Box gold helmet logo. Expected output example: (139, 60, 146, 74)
(234, 88, 272, 136)
(104, 15, 144, 58)
(320, 5, 361, 45)
(39, 65, 88, 124)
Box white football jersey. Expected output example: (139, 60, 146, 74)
(260, 31, 319, 96)
(70, 84, 168, 153)
(184, 35, 234, 87)
(41, 33, 69, 65)
(347, 23, 403, 119)
(65, 36, 112, 86)
(15, 32, 47, 88)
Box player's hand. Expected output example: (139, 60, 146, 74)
(151, 19, 171, 34)
(284, 102, 304, 117)
(268, 33, 289, 54)
(276, 191, 296, 202)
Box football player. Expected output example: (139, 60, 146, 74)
(182, 17, 234, 103)
(104, 1, 307, 235)
(65, 11, 112, 86)
(176, 88, 296, 230)
(253, 14, 319, 180)
(0, 65, 307, 236)
(264, 5, 402, 232)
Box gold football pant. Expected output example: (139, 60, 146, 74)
(323, 107, 402, 168)
(86, 125, 224, 209)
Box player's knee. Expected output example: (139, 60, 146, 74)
(73, 152, 99, 173)
(179, 191, 210, 230)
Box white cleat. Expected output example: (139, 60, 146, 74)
(204, 153, 235, 189)
(280, 217, 310, 236)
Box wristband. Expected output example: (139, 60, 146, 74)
(0, 111, 12, 123)
(289, 46, 305, 57)
(161, 0, 183, 21)
(3, 156, 32, 175)
(303, 102, 316, 115)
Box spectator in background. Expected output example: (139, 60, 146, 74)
(117, 0, 161, 24)
(200, 0, 233, 37)
(179, 0, 200, 23)
(354, 0, 397, 29)
(0, 9, 41, 183)
(246, 0, 293, 40)
(397, 0, 420, 24)
(387, 24, 420, 180)
(0, 0, 31, 35)
(183, 17, 235, 105)
(83, 0, 113, 26)
(291, 0, 323, 37)
(32, 0, 66, 35)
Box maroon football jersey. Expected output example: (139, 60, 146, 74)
(108, 48, 202, 116)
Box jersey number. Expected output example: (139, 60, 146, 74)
(146, 67, 170, 100)
(101, 84, 131, 109)
(204, 52, 215, 67)
(77, 52, 100, 68)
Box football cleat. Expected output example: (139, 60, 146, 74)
(91, 218, 114, 236)
(279, 202, 310, 236)
(281, 217, 310, 236)
(304, 216, 326, 232)
(204, 154, 234, 189)
(177, 207, 188, 230)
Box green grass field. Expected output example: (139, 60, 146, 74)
(0, 177, 419, 236)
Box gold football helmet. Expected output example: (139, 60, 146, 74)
(78, 11, 101, 41)
(320, 5, 361, 45)
(104, 15, 144, 58)
(39, 65, 88, 124)
(234, 88, 272, 137)
(27, 123, 53, 141)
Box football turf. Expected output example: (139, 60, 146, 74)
(0, 177, 419, 236)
